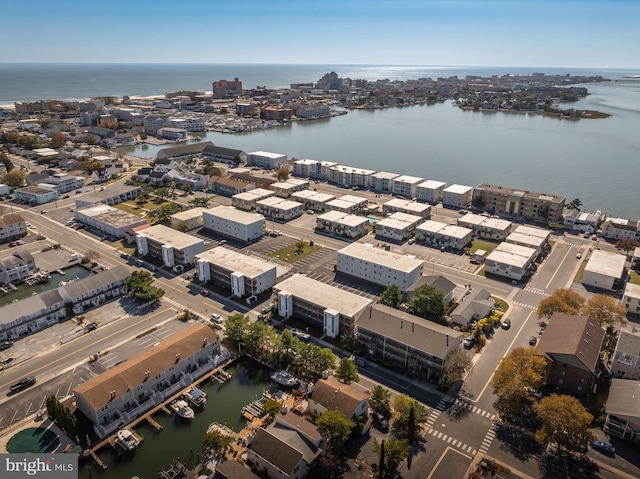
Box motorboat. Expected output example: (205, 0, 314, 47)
(116, 429, 140, 451)
(170, 399, 195, 419)
(184, 387, 207, 408)
(270, 370, 299, 387)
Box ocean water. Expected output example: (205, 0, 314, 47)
(2, 63, 640, 218)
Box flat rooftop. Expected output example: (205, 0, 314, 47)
(204, 205, 264, 225)
(171, 207, 207, 222)
(337, 195, 368, 205)
(393, 174, 424, 185)
(196, 247, 280, 278)
(443, 184, 473, 194)
(512, 224, 551, 239)
(372, 171, 400, 180)
(495, 241, 537, 258)
(486, 249, 531, 268)
(136, 224, 204, 249)
(257, 197, 303, 211)
(77, 204, 147, 228)
(275, 274, 373, 318)
(418, 180, 446, 190)
(585, 250, 627, 278)
(248, 151, 286, 159)
(417, 220, 472, 239)
(338, 243, 423, 272)
(233, 188, 275, 201)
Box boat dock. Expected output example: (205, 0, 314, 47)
(241, 395, 267, 420)
(146, 415, 164, 431)
(211, 369, 232, 384)
(108, 430, 144, 455)
(158, 461, 187, 479)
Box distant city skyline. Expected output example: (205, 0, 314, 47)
(3, 0, 639, 69)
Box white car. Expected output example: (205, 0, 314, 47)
(210, 313, 223, 324)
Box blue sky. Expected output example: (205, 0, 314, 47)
(3, 0, 638, 68)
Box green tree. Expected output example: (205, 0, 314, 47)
(203, 430, 233, 456)
(2, 170, 26, 188)
(472, 196, 485, 209)
(274, 167, 290, 181)
(147, 202, 182, 223)
(369, 385, 392, 418)
(49, 133, 68, 148)
(392, 394, 427, 436)
(379, 284, 403, 309)
(125, 270, 164, 303)
(316, 409, 355, 452)
(615, 239, 640, 257)
(408, 284, 447, 323)
(263, 399, 281, 416)
(536, 288, 585, 319)
(566, 198, 583, 209)
(373, 437, 409, 478)
(85, 160, 104, 174)
(295, 240, 306, 252)
(378, 439, 385, 479)
(0, 153, 13, 172)
(537, 205, 550, 221)
(534, 394, 594, 454)
(155, 187, 169, 202)
(223, 313, 249, 346)
(86, 135, 98, 146)
(441, 348, 473, 389)
(334, 357, 359, 384)
(492, 347, 547, 418)
(180, 183, 191, 195)
(188, 197, 211, 208)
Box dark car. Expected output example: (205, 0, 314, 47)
(85, 322, 98, 331)
(529, 336, 537, 346)
(501, 319, 511, 330)
(592, 441, 615, 455)
(0, 340, 14, 351)
(10, 376, 36, 393)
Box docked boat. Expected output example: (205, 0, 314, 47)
(270, 370, 299, 387)
(170, 399, 195, 419)
(184, 387, 207, 408)
(116, 429, 140, 452)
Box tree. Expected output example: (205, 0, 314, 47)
(2, 170, 26, 188)
(615, 239, 640, 257)
(180, 183, 191, 195)
(472, 196, 485, 209)
(441, 348, 473, 389)
(408, 284, 447, 323)
(203, 429, 234, 456)
(147, 202, 182, 223)
(369, 385, 392, 418)
(582, 294, 628, 327)
(392, 394, 427, 437)
(534, 394, 594, 454)
(316, 409, 355, 452)
(492, 347, 547, 418)
(49, 133, 68, 149)
(377, 439, 385, 479)
(188, 197, 211, 208)
(334, 357, 359, 384)
(126, 270, 164, 303)
(373, 438, 409, 478)
(274, 167, 289, 181)
(379, 284, 403, 309)
(536, 288, 585, 319)
(85, 160, 104, 174)
(263, 399, 281, 416)
(295, 240, 306, 252)
(567, 198, 583, 209)
(0, 152, 13, 172)
(223, 313, 249, 346)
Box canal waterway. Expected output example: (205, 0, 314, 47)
(78, 358, 278, 479)
(0, 265, 92, 307)
(119, 80, 640, 220)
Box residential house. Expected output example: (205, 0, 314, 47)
(450, 288, 494, 326)
(623, 283, 640, 317)
(406, 275, 457, 303)
(308, 375, 369, 420)
(601, 218, 640, 241)
(604, 379, 640, 441)
(0, 213, 27, 243)
(536, 313, 605, 398)
(0, 251, 36, 285)
(611, 326, 640, 380)
(59, 265, 130, 315)
(582, 250, 627, 291)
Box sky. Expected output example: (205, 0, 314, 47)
(3, 0, 638, 68)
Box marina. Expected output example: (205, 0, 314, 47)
(184, 387, 207, 408)
(169, 400, 195, 420)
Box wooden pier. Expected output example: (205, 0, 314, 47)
(211, 369, 232, 384)
(83, 449, 107, 469)
(146, 415, 164, 431)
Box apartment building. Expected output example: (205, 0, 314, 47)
(75, 185, 141, 208)
(505, 224, 551, 256)
(135, 224, 205, 267)
(375, 212, 423, 241)
(582, 250, 627, 291)
(611, 326, 640, 380)
(484, 242, 537, 280)
(255, 197, 304, 221)
(15, 186, 59, 206)
(270, 179, 309, 198)
(326, 194, 368, 215)
(382, 198, 431, 219)
(212, 78, 242, 98)
(415, 220, 473, 250)
(290, 190, 336, 212)
(202, 206, 264, 242)
(416, 180, 446, 204)
(457, 213, 514, 241)
(0, 250, 36, 285)
(231, 188, 276, 210)
(391, 175, 424, 199)
(247, 151, 288, 170)
(328, 165, 375, 189)
(442, 184, 474, 208)
(601, 218, 640, 241)
(336, 243, 423, 291)
(75, 204, 148, 239)
(315, 211, 368, 239)
(0, 213, 27, 243)
(197, 247, 280, 300)
(623, 283, 640, 317)
(274, 274, 373, 338)
(356, 304, 463, 381)
(473, 183, 565, 223)
(371, 172, 400, 193)
(292, 159, 338, 180)
(169, 207, 206, 231)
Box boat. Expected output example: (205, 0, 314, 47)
(116, 429, 140, 452)
(270, 370, 299, 387)
(184, 387, 207, 408)
(169, 399, 195, 419)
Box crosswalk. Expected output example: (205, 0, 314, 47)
(510, 301, 537, 310)
(478, 424, 498, 454)
(449, 398, 496, 421)
(164, 298, 186, 310)
(425, 427, 477, 456)
(523, 287, 549, 297)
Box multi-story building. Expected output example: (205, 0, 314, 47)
(336, 243, 423, 292)
(75, 204, 148, 239)
(293, 103, 331, 118)
(270, 179, 309, 198)
(44, 173, 85, 194)
(196, 247, 281, 299)
(73, 324, 223, 438)
(231, 188, 276, 210)
(170, 207, 207, 231)
(15, 186, 59, 206)
(623, 283, 640, 317)
(326, 194, 368, 215)
(601, 218, 640, 241)
(315, 211, 368, 239)
(611, 326, 640, 380)
(212, 78, 242, 98)
(442, 184, 474, 208)
(392, 175, 424, 199)
(290, 190, 336, 212)
(375, 212, 423, 241)
(0, 250, 36, 284)
(158, 127, 188, 141)
(291, 159, 338, 180)
(202, 206, 264, 242)
(74, 185, 141, 208)
(371, 172, 400, 193)
(274, 274, 373, 338)
(504, 224, 550, 256)
(582, 250, 627, 291)
(415, 220, 473, 250)
(382, 198, 431, 219)
(0, 289, 66, 341)
(59, 265, 130, 315)
(328, 165, 375, 189)
(135, 225, 205, 268)
(484, 242, 537, 281)
(247, 151, 288, 170)
(255, 197, 304, 221)
(473, 183, 565, 223)
(0, 213, 27, 243)
(604, 379, 640, 441)
(416, 180, 446, 204)
(457, 213, 514, 241)
(356, 304, 463, 381)
(209, 177, 254, 196)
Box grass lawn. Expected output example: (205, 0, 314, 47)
(492, 297, 509, 312)
(268, 242, 322, 264)
(630, 270, 640, 285)
(114, 202, 145, 217)
(468, 239, 500, 255)
(105, 239, 136, 255)
(573, 257, 589, 283)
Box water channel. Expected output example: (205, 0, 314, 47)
(78, 358, 278, 479)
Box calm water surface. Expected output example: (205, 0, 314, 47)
(78, 358, 278, 479)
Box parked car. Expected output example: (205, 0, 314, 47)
(408, 239, 415, 245)
(529, 336, 537, 346)
(210, 313, 223, 324)
(85, 322, 98, 331)
(10, 376, 36, 393)
(501, 319, 511, 330)
(0, 340, 14, 351)
(576, 253, 582, 259)
(463, 336, 475, 349)
(62, 194, 70, 199)
(200, 289, 210, 296)
(75, 190, 82, 194)
(592, 441, 615, 455)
